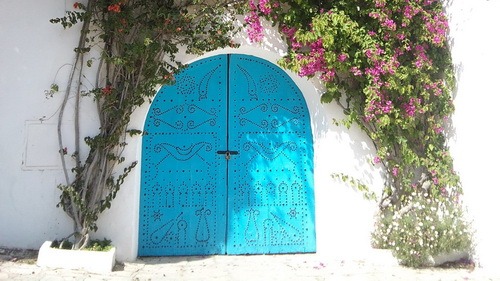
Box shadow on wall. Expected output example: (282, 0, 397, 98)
(303, 74, 383, 195)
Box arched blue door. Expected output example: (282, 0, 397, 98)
(139, 54, 315, 256)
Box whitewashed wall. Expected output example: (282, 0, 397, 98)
(0, 0, 497, 270)
(447, 0, 500, 271)
(0, 0, 79, 249)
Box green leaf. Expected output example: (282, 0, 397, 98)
(320, 93, 334, 103)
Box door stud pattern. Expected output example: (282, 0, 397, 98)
(140, 54, 315, 256)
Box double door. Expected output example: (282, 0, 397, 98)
(139, 54, 315, 256)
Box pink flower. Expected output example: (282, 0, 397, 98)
(414, 59, 423, 69)
(369, 12, 380, 19)
(245, 1, 264, 43)
(440, 187, 448, 196)
(350, 66, 362, 76)
(258, 0, 272, 15)
(320, 70, 336, 81)
(423, 12, 449, 46)
(434, 126, 444, 134)
(337, 53, 347, 62)
(403, 97, 420, 117)
(392, 167, 399, 177)
(382, 19, 396, 30)
(373, 156, 381, 164)
(433, 177, 439, 185)
(403, 5, 420, 19)
(381, 100, 392, 113)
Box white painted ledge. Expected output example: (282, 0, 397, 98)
(37, 241, 116, 273)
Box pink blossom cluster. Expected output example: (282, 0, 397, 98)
(431, 170, 439, 185)
(243, 0, 453, 136)
(258, 0, 277, 16)
(296, 38, 329, 77)
(402, 97, 422, 117)
(424, 81, 444, 96)
(433, 125, 444, 134)
(403, 4, 421, 20)
(281, 25, 303, 50)
(365, 92, 394, 121)
(245, 0, 280, 43)
(369, 10, 397, 31)
(364, 47, 400, 87)
(392, 166, 399, 177)
(413, 44, 432, 69)
(382, 18, 397, 30)
(350, 66, 362, 76)
(432, 115, 448, 135)
(337, 53, 348, 62)
(245, 0, 264, 43)
(281, 26, 338, 82)
(423, 12, 449, 46)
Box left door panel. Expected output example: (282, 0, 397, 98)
(139, 55, 228, 256)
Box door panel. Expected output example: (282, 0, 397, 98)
(226, 55, 315, 254)
(139, 55, 228, 256)
(140, 54, 315, 256)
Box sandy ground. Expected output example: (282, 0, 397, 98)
(1, 247, 499, 281)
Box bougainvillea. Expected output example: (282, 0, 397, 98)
(246, 0, 472, 266)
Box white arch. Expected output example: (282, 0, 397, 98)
(96, 47, 383, 262)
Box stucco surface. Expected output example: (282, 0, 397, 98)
(0, 0, 499, 271)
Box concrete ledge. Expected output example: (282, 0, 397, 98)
(431, 250, 470, 267)
(36, 241, 116, 273)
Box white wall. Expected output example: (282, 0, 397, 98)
(1, 0, 496, 270)
(0, 0, 78, 249)
(447, 0, 500, 271)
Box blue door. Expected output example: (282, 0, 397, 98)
(139, 54, 315, 256)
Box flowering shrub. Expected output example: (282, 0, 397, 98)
(372, 192, 473, 267)
(247, 0, 473, 266)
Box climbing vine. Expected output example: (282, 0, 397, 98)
(50, 0, 244, 249)
(247, 0, 472, 266)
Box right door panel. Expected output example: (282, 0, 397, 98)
(226, 54, 316, 254)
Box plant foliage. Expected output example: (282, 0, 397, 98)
(50, 0, 244, 249)
(247, 0, 473, 266)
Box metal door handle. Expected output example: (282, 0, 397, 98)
(217, 150, 239, 160)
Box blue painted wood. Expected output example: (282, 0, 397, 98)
(140, 54, 315, 256)
(139, 55, 228, 256)
(226, 55, 316, 254)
